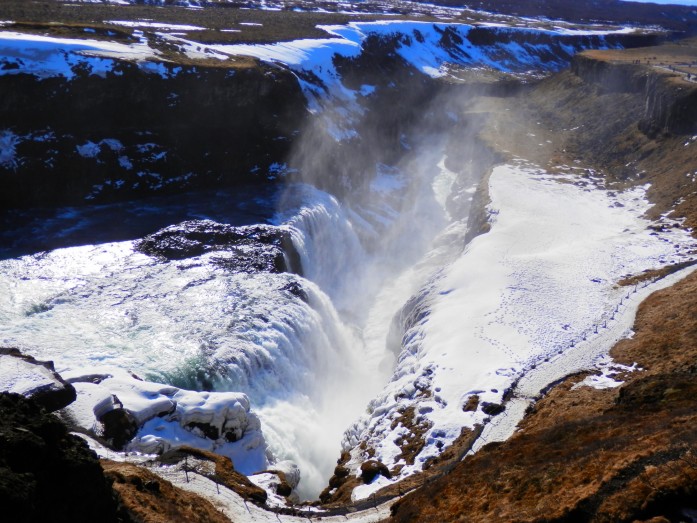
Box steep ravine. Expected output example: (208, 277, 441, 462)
(389, 40, 697, 523)
(2, 21, 697, 523)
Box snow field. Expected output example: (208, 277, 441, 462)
(0, 30, 160, 79)
(471, 262, 697, 453)
(347, 162, 697, 499)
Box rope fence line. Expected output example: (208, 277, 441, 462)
(534, 279, 653, 370)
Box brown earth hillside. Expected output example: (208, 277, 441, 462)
(478, 37, 697, 231)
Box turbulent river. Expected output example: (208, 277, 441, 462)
(0, 134, 468, 498)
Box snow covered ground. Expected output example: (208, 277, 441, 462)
(0, 20, 629, 103)
(345, 162, 697, 500)
(0, 30, 160, 79)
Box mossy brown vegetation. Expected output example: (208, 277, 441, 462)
(103, 460, 232, 523)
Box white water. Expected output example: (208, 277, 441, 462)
(265, 146, 465, 495)
(0, 139, 459, 498)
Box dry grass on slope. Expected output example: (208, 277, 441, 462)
(389, 270, 697, 523)
(102, 460, 232, 523)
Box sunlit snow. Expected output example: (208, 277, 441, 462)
(347, 163, 697, 499)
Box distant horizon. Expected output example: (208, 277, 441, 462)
(621, 0, 697, 5)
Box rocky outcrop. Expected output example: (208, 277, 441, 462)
(157, 446, 268, 504)
(571, 52, 697, 136)
(641, 72, 697, 136)
(62, 369, 265, 463)
(360, 459, 392, 483)
(0, 60, 306, 210)
(135, 219, 302, 274)
(0, 393, 119, 523)
(0, 348, 76, 412)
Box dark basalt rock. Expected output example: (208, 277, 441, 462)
(0, 393, 119, 523)
(99, 407, 139, 451)
(0, 348, 76, 413)
(276, 478, 293, 497)
(135, 219, 302, 275)
(0, 61, 306, 210)
(481, 401, 505, 416)
(360, 459, 392, 483)
(334, 464, 350, 478)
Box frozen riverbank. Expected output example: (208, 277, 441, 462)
(346, 162, 697, 500)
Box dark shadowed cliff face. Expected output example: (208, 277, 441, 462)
(0, 393, 120, 523)
(570, 52, 697, 137)
(0, 23, 655, 213)
(0, 61, 306, 210)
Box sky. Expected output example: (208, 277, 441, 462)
(621, 0, 697, 5)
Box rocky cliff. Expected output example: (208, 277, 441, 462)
(0, 392, 120, 523)
(571, 51, 697, 136)
(0, 61, 306, 209)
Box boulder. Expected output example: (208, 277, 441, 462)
(0, 348, 76, 412)
(481, 401, 505, 416)
(462, 394, 480, 412)
(0, 392, 118, 523)
(360, 459, 392, 483)
(135, 219, 302, 274)
(99, 407, 139, 451)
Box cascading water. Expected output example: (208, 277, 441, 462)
(0, 141, 466, 499)
(0, 18, 530, 501)
(262, 133, 474, 496)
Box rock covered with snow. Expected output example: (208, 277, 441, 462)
(61, 367, 268, 472)
(0, 347, 76, 412)
(135, 219, 302, 275)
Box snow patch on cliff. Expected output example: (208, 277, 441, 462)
(62, 367, 268, 474)
(0, 30, 160, 79)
